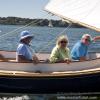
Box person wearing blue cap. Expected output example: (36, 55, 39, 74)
(71, 34, 93, 61)
(16, 31, 39, 63)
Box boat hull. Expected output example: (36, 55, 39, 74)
(0, 72, 100, 93)
(0, 51, 100, 93)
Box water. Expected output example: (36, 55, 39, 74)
(0, 25, 100, 53)
(0, 93, 100, 100)
(0, 25, 100, 99)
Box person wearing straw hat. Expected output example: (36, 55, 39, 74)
(16, 30, 39, 63)
(50, 35, 71, 64)
(71, 34, 93, 61)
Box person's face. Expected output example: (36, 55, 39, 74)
(82, 38, 91, 45)
(59, 39, 67, 48)
(24, 37, 33, 44)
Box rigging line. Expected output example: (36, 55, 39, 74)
(36, 22, 72, 53)
(0, 20, 43, 40)
(0, 20, 38, 39)
(0, 14, 50, 40)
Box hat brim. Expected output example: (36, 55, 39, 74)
(20, 35, 33, 40)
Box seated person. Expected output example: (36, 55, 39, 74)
(16, 30, 39, 63)
(71, 34, 93, 61)
(49, 35, 71, 64)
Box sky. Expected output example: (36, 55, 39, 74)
(0, 0, 59, 20)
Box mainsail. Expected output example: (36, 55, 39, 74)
(45, 0, 100, 32)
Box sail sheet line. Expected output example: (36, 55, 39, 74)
(0, 19, 40, 41)
(37, 23, 72, 53)
(0, 14, 51, 41)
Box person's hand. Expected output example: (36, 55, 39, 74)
(79, 57, 86, 61)
(93, 36, 100, 41)
(32, 55, 39, 64)
(93, 37, 96, 41)
(64, 58, 71, 64)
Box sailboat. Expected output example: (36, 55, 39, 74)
(0, 0, 100, 93)
(48, 20, 53, 27)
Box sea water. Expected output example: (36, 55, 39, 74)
(0, 24, 99, 53)
(0, 24, 100, 99)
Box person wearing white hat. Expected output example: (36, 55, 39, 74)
(16, 31, 39, 63)
(71, 34, 93, 61)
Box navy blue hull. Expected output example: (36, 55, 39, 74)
(0, 73, 100, 94)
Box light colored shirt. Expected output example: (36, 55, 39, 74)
(16, 43, 35, 61)
(71, 41, 88, 60)
(50, 45, 70, 63)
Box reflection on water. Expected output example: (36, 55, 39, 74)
(0, 93, 100, 100)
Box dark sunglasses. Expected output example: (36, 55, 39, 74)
(60, 41, 67, 43)
(85, 39, 90, 42)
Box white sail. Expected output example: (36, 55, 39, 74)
(45, 0, 100, 31)
(48, 20, 53, 27)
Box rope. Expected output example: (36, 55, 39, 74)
(36, 22, 72, 53)
(0, 14, 50, 41)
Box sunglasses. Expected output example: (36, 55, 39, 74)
(85, 39, 90, 42)
(60, 41, 67, 43)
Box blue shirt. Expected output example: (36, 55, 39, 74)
(71, 41, 88, 60)
(16, 43, 35, 61)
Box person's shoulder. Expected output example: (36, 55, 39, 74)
(52, 46, 58, 50)
(17, 43, 26, 49)
(66, 47, 70, 51)
(74, 40, 81, 46)
(77, 40, 81, 43)
(18, 43, 24, 46)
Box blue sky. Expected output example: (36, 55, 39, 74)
(0, 0, 59, 19)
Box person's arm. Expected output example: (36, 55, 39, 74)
(18, 54, 39, 64)
(32, 55, 39, 64)
(50, 47, 60, 63)
(63, 48, 71, 64)
(93, 36, 100, 41)
(79, 56, 87, 61)
(17, 55, 32, 62)
(76, 44, 87, 61)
